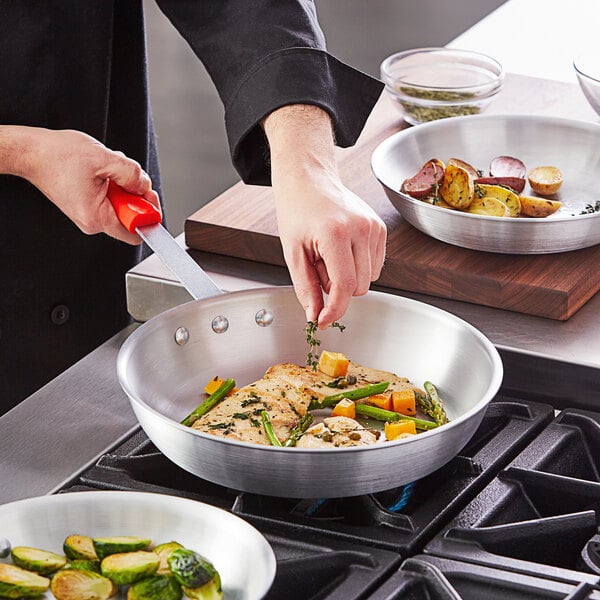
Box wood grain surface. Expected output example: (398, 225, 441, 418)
(185, 73, 600, 320)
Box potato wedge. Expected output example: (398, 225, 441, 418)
(447, 157, 479, 180)
(528, 166, 563, 195)
(401, 158, 446, 198)
(467, 196, 511, 217)
(439, 164, 474, 209)
(476, 183, 521, 216)
(519, 195, 562, 217)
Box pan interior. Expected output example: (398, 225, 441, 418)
(118, 287, 502, 427)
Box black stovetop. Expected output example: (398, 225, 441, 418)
(61, 393, 600, 599)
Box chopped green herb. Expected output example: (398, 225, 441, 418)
(241, 395, 261, 407)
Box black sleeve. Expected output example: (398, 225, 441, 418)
(153, 0, 384, 184)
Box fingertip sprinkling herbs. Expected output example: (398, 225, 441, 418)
(305, 320, 346, 370)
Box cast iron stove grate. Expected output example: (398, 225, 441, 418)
(65, 397, 551, 556)
(59, 396, 559, 598)
(425, 407, 600, 595)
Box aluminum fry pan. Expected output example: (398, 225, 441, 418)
(0, 491, 276, 599)
(371, 114, 600, 254)
(117, 286, 503, 498)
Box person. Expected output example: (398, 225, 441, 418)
(0, 1, 386, 413)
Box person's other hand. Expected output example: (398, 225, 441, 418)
(274, 168, 386, 328)
(10, 127, 159, 244)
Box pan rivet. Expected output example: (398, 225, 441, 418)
(174, 327, 190, 345)
(212, 315, 229, 334)
(255, 309, 273, 327)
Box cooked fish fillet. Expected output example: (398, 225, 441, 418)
(296, 416, 377, 448)
(192, 376, 311, 445)
(265, 361, 422, 402)
(192, 361, 422, 446)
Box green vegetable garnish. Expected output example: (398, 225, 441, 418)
(181, 378, 236, 427)
(418, 381, 448, 426)
(261, 411, 282, 446)
(309, 382, 390, 410)
(355, 404, 439, 430)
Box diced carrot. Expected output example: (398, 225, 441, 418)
(204, 376, 225, 395)
(318, 350, 350, 378)
(366, 393, 393, 411)
(392, 389, 417, 416)
(385, 420, 417, 440)
(331, 398, 356, 419)
(204, 377, 237, 397)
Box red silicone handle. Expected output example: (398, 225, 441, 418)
(107, 181, 162, 233)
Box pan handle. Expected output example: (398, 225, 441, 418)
(107, 181, 225, 305)
(107, 181, 162, 233)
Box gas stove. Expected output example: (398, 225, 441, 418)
(59, 392, 600, 599)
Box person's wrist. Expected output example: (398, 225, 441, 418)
(0, 125, 43, 179)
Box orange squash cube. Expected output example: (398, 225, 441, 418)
(366, 393, 393, 411)
(331, 398, 356, 419)
(392, 390, 417, 416)
(204, 376, 225, 395)
(385, 420, 417, 440)
(318, 350, 350, 378)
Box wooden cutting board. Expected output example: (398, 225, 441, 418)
(185, 73, 600, 320)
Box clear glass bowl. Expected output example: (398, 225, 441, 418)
(380, 47, 504, 125)
(574, 52, 600, 117)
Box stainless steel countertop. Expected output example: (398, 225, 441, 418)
(0, 326, 140, 504)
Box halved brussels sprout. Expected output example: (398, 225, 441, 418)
(63, 534, 99, 562)
(93, 536, 151, 560)
(0, 563, 50, 598)
(183, 572, 222, 600)
(167, 548, 217, 589)
(11, 545, 67, 575)
(101, 550, 160, 585)
(50, 568, 115, 600)
(127, 574, 182, 600)
(63, 559, 101, 573)
(153, 541, 184, 576)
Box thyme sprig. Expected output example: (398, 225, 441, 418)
(305, 320, 346, 370)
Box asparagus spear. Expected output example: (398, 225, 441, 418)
(418, 381, 448, 426)
(283, 413, 314, 447)
(355, 403, 439, 430)
(181, 378, 236, 427)
(308, 382, 390, 410)
(261, 410, 283, 446)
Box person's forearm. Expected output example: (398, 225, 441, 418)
(262, 104, 340, 184)
(0, 125, 37, 178)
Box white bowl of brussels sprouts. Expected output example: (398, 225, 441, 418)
(0, 491, 276, 599)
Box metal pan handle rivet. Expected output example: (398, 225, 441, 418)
(211, 316, 229, 334)
(174, 327, 190, 346)
(255, 309, 273, 327)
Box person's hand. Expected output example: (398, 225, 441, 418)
(5, 126, 160, 244)
(274, 167, 386, 328)
(264, 104, 386, 328)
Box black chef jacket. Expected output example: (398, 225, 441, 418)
(0, 1, 383, 414)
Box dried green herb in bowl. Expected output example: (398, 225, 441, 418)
(381, 47, 504, 125)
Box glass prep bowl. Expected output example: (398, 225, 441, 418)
(574, 52, 600, 117)
(380, 47, 504, 125)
